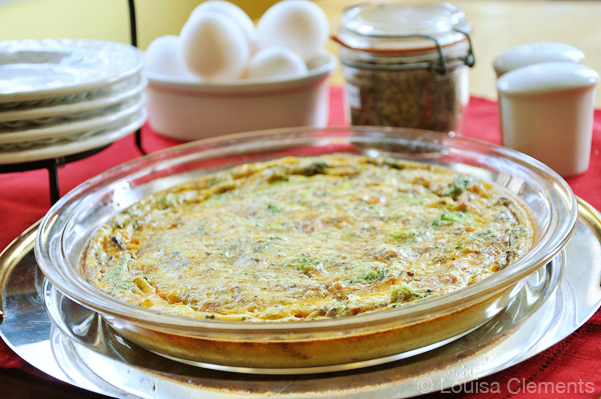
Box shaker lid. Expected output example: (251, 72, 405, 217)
(334, 2, 472, 51)
(497, 62, 600, 95)
(493, 42, 585, 77)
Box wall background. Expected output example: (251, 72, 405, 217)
(0, 0, 279, 49)
(3, 0, 601, 104)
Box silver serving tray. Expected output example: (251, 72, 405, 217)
(1, 199, 600, 398)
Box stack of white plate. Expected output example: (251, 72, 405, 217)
(0, 39, 148, 165)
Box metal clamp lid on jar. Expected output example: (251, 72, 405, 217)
(332, 2, 475, 74)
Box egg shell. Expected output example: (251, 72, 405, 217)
(189, 1, 257, 54)
(257, 0, 329, 63)
(247, 46, 308, 80)
(144, 35, 197, 79)
(179, 11, 250, 81)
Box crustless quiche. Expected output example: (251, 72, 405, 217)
(82, 154, 534, 322)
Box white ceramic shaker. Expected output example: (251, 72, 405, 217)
(493, 42, 584, 77)
(497, 62, 599, 177)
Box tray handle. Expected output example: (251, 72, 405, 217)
(577, 199, 601, 286)
(0, 221, 40, 324)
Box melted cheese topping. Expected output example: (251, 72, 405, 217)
(82, 155, 534, 322)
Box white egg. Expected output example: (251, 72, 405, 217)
(144, 35, 197, 78)
(179, 11, 250, 81)
(247, 46, 308, 80)
(257, 0, 329, 63)
(189, 1, 257, 54)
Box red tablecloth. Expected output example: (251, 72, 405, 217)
(1, 87, 600, 397)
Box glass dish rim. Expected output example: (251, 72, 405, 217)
(35, 125, 578, 334)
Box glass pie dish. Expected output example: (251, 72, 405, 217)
(35, 126, 578, 373)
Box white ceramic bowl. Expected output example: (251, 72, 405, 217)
(144, 51, 336, 141)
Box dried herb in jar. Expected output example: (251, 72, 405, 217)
(334, 2, 474, 134)
(344, 65, 464, 133)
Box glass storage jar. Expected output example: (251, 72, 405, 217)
(333, 2, 474, 134)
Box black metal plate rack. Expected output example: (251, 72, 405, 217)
(0, 0, 145, 205)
